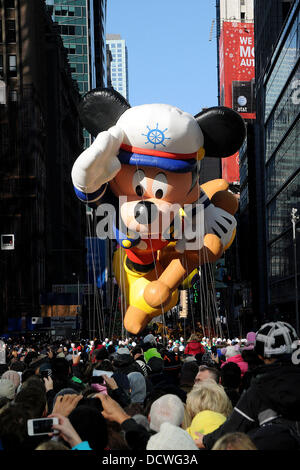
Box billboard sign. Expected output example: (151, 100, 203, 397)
(219, 21, 255, 183)
(219, 21, 255, 120)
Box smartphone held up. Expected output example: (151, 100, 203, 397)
(27, 417, 59, 436)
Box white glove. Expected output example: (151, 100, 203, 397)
(175, 200, 236, 253)
(203, 204, 236, 247)
(71, 125, 123, 194)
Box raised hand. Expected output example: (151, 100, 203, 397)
(71, 125, 124, 194)
(52, 394, 83, 417)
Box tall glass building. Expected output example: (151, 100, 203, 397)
(106, 34, 129, 100)
(46, 0, 107, 148)
(263, 0, 300, 317)
(251, 0, 299, 325)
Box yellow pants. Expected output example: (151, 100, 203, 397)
(113, 247, 179, 316)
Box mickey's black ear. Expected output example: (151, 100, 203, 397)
(78, 87, 131, 137)
(194, 107, 246, 158)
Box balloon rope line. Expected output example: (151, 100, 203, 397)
(87, 205, 103, 339)
(196, 165, 205, 337)
(121, 247, 127, 340)
(95, 234, 106, 338)
(86, 211, 92, 338)
(86, 208, 96, 338)
(134, 162, 166, 319)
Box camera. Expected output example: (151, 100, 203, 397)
(91, 376, 104, 385)
(40, 370, 51, 379)
(27, 418, 59, 436)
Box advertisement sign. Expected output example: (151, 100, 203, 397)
(219, 21, 255, 119)
(219, 21, 255, 182)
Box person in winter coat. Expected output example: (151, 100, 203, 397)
(221, 345, 248, 377)
(184, 334, 205, 357)
(112, 347, 144, 376)
(195, 321, 300, 450)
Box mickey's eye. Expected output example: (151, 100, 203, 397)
(152, 173, 168, 199)
(132, 170, 146, 197)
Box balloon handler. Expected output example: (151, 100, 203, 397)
(72, 89, 246, 334)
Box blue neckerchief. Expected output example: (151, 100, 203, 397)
(113, 222, 141, 249)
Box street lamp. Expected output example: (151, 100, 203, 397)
(291, 208, 299, 333)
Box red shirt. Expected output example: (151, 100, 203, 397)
(125, 238, 169, 265)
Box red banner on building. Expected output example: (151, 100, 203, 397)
(219, 21, 255, 182)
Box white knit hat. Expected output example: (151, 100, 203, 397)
(225, 345, 240, 358)
(146, 422, 198, 451)
(149, 394, 184, 432)
(0, 378, 15, 400)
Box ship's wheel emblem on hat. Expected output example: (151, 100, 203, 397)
(142, 123, 171, 149)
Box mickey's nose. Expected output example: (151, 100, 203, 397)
(134, 201, 158, 224)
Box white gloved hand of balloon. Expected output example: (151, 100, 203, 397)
(175, 202, 236, 253)
(71, 125, 124, 193)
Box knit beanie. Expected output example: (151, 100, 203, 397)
(0, 378, 15, 400)
(225, 345, 240, 358)
(149, 394, 184, 432)
(2, 370, 20, 390)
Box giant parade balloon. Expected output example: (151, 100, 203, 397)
(71, 89, 246, 334)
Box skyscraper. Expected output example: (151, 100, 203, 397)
(254, 0, 299, 325)
(45, 0, 107, 148)
(106, 34, 129, 100)
(0, 0, 85, 332)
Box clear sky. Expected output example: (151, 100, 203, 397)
(106, 0, 218, 116)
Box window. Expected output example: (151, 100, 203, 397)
(5, 0, 15, 8)
(75, 7, 81, 16)
(0, 55, 3, 76)
(8, 55, 17, 76)
(76, 45, 82, 54)
(0, 81, 6, 105)
(6, 20, 16, 42)
(60, 25, 75, 35)
(241, 12, 245, 22)
(110, 44, 116, 48)
(10, 89, 17, 102)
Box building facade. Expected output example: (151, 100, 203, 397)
(106, 34, 129, 100)
(254, 0, 299, 325)
(0, 0, 85, 332)
(46, 0, 107, 148)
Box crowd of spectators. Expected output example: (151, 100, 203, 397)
(0, 320, 300, 452)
